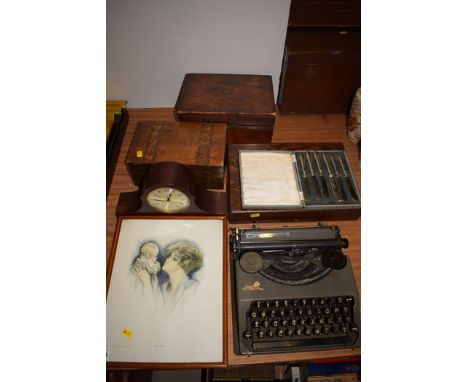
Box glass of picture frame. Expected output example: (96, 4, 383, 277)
(106, 215, 227, 368)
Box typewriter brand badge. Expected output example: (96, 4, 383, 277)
(242, 281, 264, 292)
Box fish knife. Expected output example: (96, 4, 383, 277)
(323, 153, 344, 202)
(298, 154, 310, 202)
(305, 152, 321, 201)
(313, 152, 329, 200)
(330, 155, 347, 202)
(338, 155, 359, 201)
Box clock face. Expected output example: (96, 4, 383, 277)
(146, 187, 191, 213)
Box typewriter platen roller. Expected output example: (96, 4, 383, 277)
(230, 225, 360, 355)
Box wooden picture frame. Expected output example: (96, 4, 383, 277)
(106, 215, 228, 369)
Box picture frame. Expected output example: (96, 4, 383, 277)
(106, 215, 227, 369)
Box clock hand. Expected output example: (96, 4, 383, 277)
(166, 190, 173, 202)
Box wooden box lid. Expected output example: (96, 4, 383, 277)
(175, 73, 276, 127)
(125, 121, 227, 189)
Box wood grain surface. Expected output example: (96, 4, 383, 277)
(106, 108, 361, 366)
(125, 120, 227, 189)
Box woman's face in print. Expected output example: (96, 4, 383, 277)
(162, 250, 182, 273)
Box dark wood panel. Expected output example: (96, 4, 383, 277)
(106, 109, 129, 198)
(282, 51, 360, 83)
(286, 28, 361, 53)
(279, 51, 360, 114)
(279, 84, 360, 115)
(288, 0, 361, 27)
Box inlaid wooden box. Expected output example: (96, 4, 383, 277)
(125, 121, 227, 189)
(175, 73, 276, 144)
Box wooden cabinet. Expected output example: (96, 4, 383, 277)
(278, 1, 361, 114)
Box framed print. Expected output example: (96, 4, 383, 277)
(106, 215, 227, 368)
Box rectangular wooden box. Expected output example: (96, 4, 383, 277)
(125, 121, 227, 189)
(175, 73, 276, 144)
(228, 143, 361, 223)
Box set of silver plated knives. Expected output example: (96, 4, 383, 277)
(295, 151, 360, 206)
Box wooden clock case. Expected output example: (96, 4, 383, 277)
(116, 161, 227, 216)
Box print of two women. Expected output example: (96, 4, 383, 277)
(130, 240, 204, 312)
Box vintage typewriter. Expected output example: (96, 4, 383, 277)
(230, 225, 360, 355)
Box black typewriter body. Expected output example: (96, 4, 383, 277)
(230, 226, 360, 355)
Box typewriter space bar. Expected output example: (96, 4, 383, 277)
(253, 337, 348, 350)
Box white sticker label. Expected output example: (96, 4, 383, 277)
(291, 366, 301, 382)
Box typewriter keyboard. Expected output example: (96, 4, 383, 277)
(242, 296, 359, 351)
